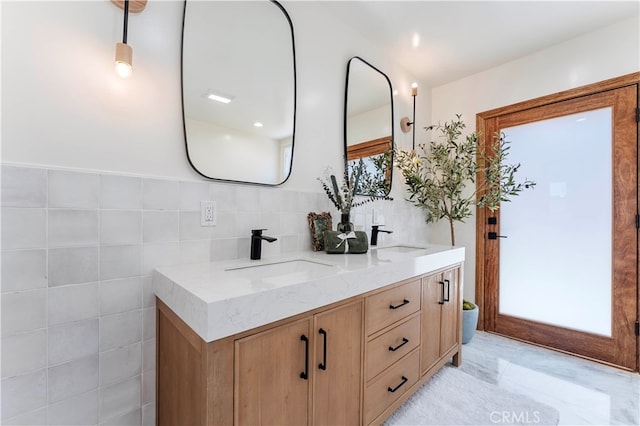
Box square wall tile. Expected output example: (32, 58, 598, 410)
(100, 343, 141, 387)
(1, 369, 46, 420)
(142, 370, 155, 405)
(48, 209, 99, 247)
(142, 276, 155, 308)
(1, 330, 47, 378)
(48, 282, 99, 326)
(179, 211, 212, 241)
(101, 408, 141, 426)
(142, 339, 155, 372)
(99, 310, 142, 352)
(1, 249, 47, 293)
(47, 389, 98, 426)
(2, 407, 46, 425)
(100, 376, 141, 424)
(236, 186, 260, 212)
(49, 170, 100, 209)
(180, 240, 210, 264)
(100, 245, 142, 281)
(143, 179, 178, 210)
(1, 166, 46, 208)
(142, 242, 179, 276)
(1, 289, 46, 336)
(48, 247, 99, 286)
(47, 355, 99, 403)
(142, 403, 156, 426)
(179, 181, 210, 211)
(209, 212, 236, 239)
(142, 307, 155, 341)
(1, 208, 46, 249)
(100, 174, 142, 210)
(210, 183, 236, 212)
(211, 238, 239, 262)
(48, 319, 99, 365)
(143, 211, 179, 243)
(101, 210, 142, 245)
(101, 277, 142, 316)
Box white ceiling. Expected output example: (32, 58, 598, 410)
(320, 1, 640, 86)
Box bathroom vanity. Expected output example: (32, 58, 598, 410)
(154, 244, 464, 425)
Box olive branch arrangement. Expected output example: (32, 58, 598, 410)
(318, 161, 392, 216)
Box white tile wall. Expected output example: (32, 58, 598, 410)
(1, 164, 428, 425)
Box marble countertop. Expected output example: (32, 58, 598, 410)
(153, 244, 465, 343)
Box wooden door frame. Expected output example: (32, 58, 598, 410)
(475, 72, 640, 366)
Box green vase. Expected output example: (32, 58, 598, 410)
(337, 212, 353, 233)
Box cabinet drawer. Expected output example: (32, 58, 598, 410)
(366, 279, 420, 334)
(366, 314, 420, 381)
(363, 349, 420, 424)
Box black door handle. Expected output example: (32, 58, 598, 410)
(389, 299, 410, 310)
(318, 328, 327, 370)
(388, 337, 409, 352)
(488, 232, 507, 240)
(300, 335, 309, 380)
(388, 376, 408, 393)
(444, 279, 450, 303)
(439, 281, 445, 305)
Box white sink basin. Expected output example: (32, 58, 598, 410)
(373, 245, 429, 254)
(225, 259, 338, 288)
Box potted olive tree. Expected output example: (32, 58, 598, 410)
(395, 114, 535, 342)
(395, 114, 535, 246)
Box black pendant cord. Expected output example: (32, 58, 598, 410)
(411, 94, 416, 150)
(123, 0, 129, 44)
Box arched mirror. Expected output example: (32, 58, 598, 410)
(344, 56, 394, 196)
(182, 0, 296, 185)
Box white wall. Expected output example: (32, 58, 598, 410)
(0, 0, 428, 192)
(429, 16, 640, 302)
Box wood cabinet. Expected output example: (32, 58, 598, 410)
(157, 264, 462, 426)
(421, 267, 461, 374)
(235, 300, 362, 426)
(364, 279, 421, 424)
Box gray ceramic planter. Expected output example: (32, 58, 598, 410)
(462, 305, 479, 344)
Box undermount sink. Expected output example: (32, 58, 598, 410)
(373, 245, 429, 254)
(225, 259, 337, 286)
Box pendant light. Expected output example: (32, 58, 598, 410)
(112, 0, 147, 78)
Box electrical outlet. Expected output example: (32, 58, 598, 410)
(201, 201, 217, 226)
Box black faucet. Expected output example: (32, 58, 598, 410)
(250, 229, 277, 260)
(371, 225, 393, 246)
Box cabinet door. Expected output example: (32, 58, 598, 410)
(313, 301, 363, 426)
(420, 273, 443, 374)
(439, 267, 460, 356)
(235, 318, 311, 426)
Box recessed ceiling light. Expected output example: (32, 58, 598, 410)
(576, 117, 587, 122)
(204, 90, 234, 104)
(253, 122, 263, 128)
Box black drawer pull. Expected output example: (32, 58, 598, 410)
(388, 337, 409, 352)
(300, 335, 309, 380)
(387, 376, 408, 393)
(439, 281, 445, 305)
(389, 299, 410, 310)
(318, 328, 327, 371)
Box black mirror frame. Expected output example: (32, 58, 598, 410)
(180, 0, 297, 186)
(343, 56, 395, 197)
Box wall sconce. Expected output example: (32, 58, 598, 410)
(400, 83, 418, 149)
(112, 0, 147, 78)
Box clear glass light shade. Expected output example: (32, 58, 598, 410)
(115, 42, 132, 78)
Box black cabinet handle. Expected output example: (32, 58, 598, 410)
(318, 328, 327, 371)
(389, 299, 410, 310)
(388, 337, 409, 352)
(444, 279, 451, 303)
(387, 376, 408, 393)
(300, 335, 309, 380)
(439, 281, 445, 305)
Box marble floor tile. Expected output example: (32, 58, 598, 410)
(461, 332, 640, 425)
